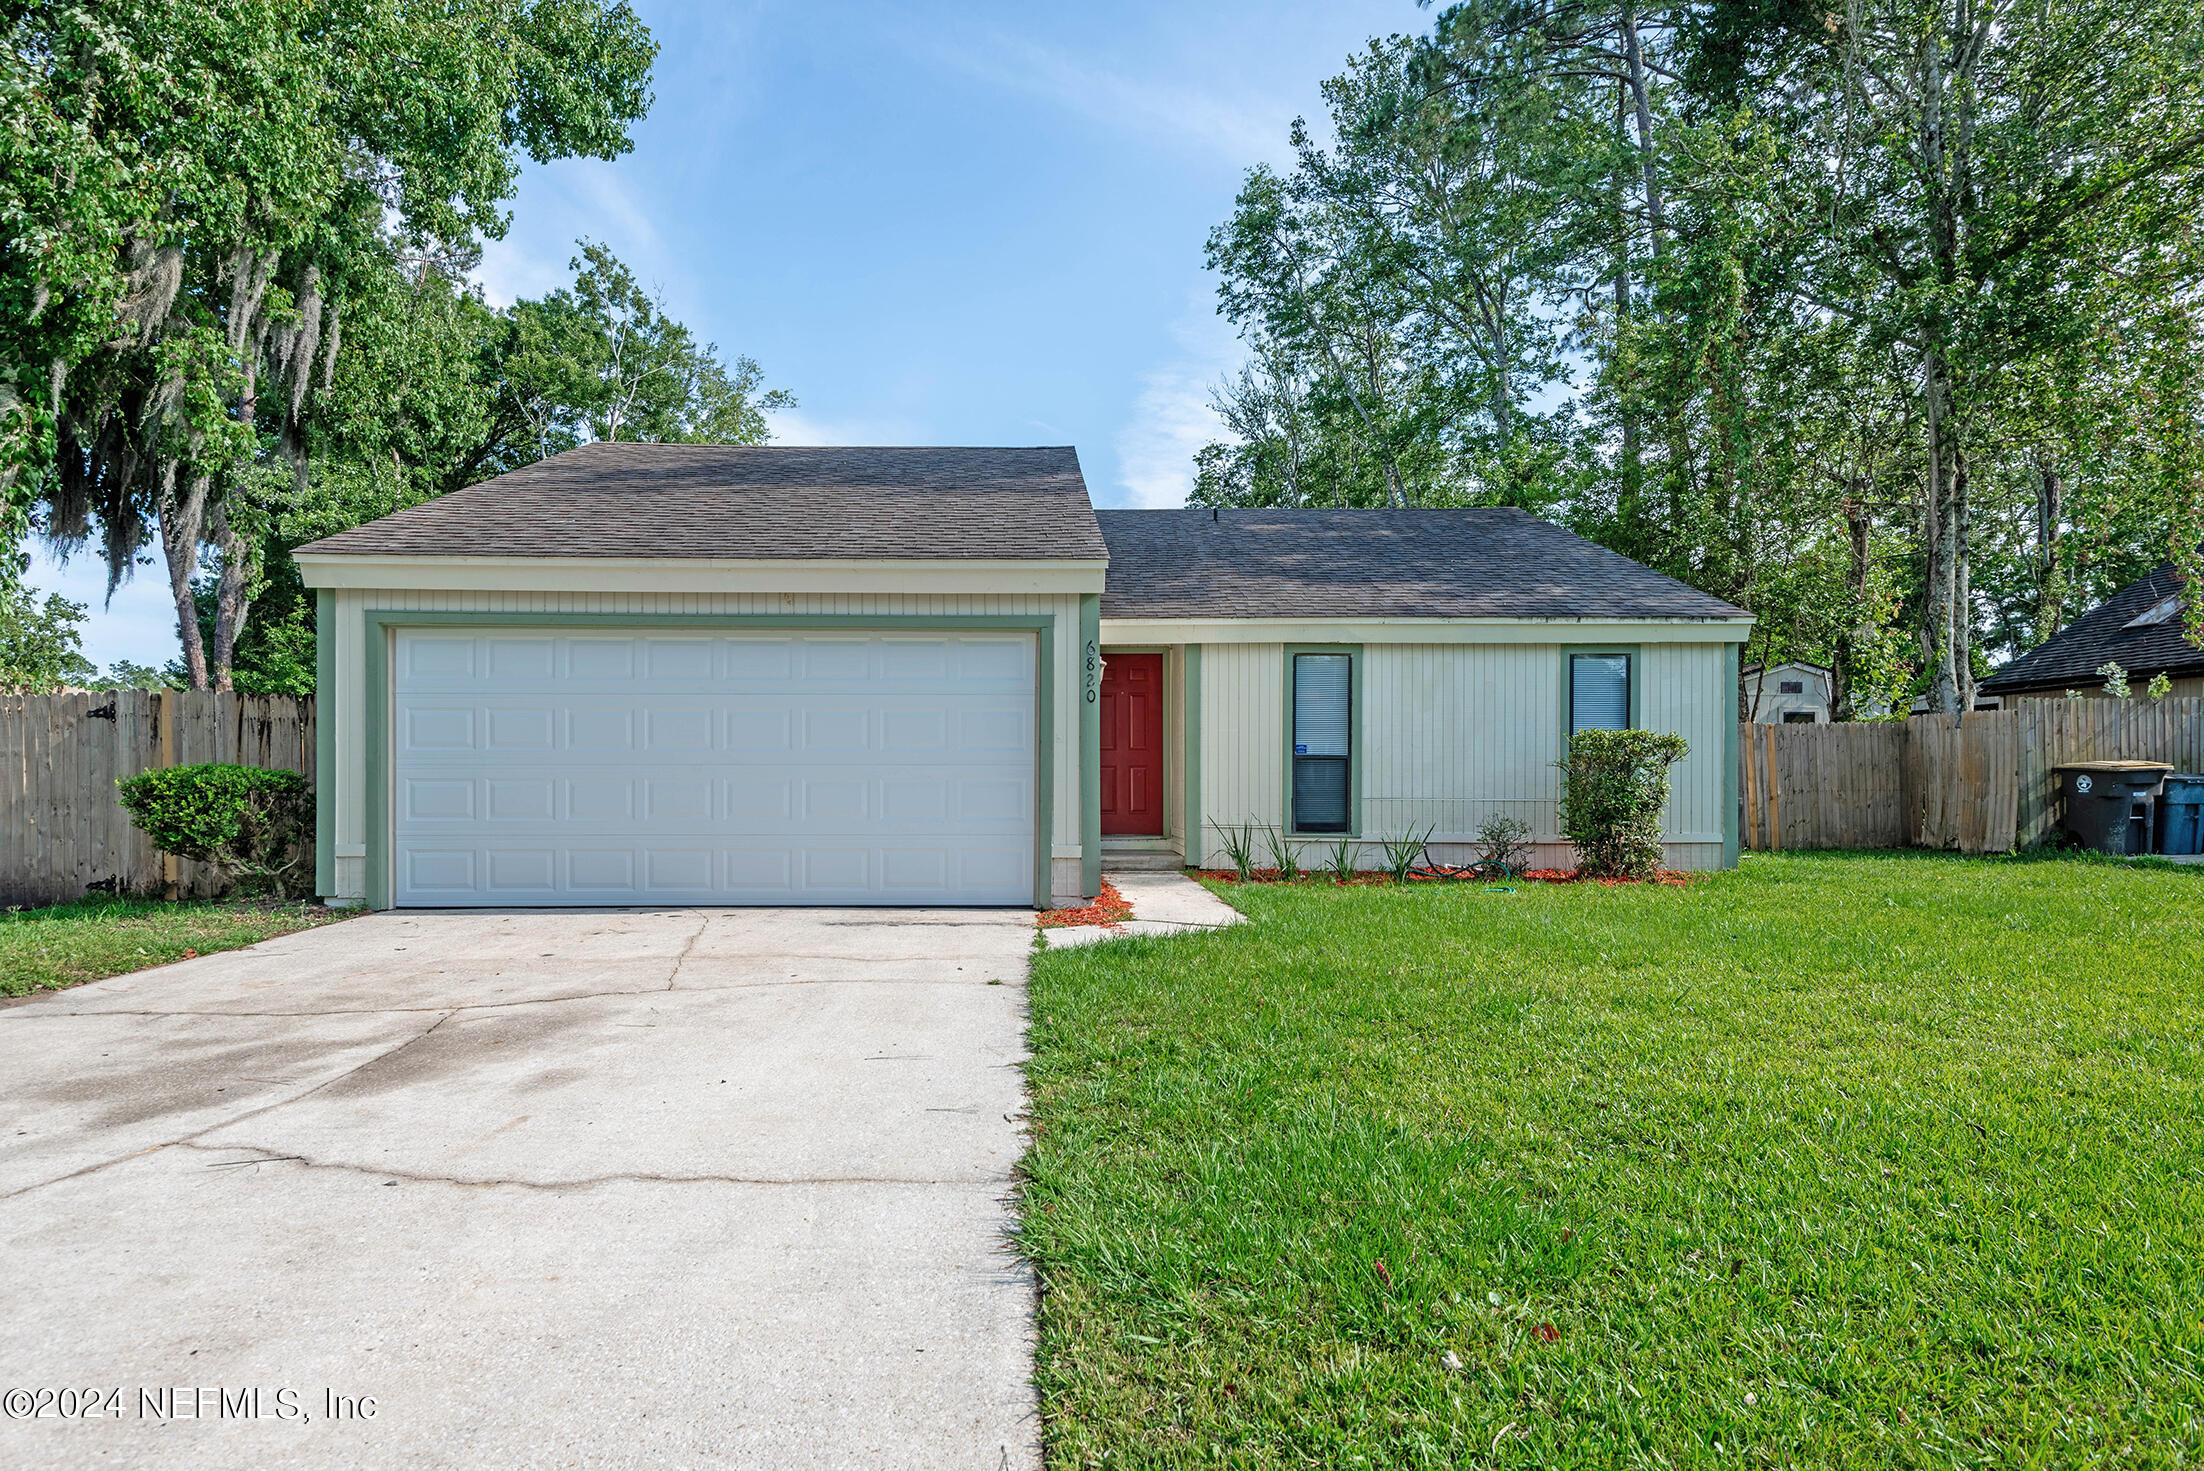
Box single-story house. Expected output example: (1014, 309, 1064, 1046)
(1981, 562, 2202, 701)
(1741, 661, 1834, 724)
(296, 444, 1752, 910)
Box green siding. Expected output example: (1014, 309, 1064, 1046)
(1184, 644, 1203, 868)
(314, 588, 334, 898)
(1079, 594, 1102, 898)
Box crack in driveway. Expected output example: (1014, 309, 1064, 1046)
(172, 1142, 1005, 1192)
(0, 1010, 458, 1202)
(9, 972, 1025, 1021)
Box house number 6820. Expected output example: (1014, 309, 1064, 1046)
(1083, 640, 1101, 703)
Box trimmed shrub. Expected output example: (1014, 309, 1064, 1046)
(1556, 728, 1688, 880)
(1474, 813, 1535, 877)
(115, 763, 314, 899)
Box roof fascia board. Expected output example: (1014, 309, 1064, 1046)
(296, 555, 1107, 595)
(1099, 616, 1755, 646)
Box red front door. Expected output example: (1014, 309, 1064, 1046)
(1100, 652, 1165, 836)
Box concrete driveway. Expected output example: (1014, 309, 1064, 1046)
(0, 907, 1039, 1469)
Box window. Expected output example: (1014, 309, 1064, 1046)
(1292, 653, 1352, 832)
(1778, 679, 1804, 694)
(2126, 595, 2182, 629)
(1569, 653, 1631, 735)
(1782, 711, 1815, 724)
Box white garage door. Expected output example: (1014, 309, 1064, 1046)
(392, 629, 1036, 907)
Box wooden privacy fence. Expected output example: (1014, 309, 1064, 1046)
(1742, 696, 2204, 853)
(0, 692, 314, 908)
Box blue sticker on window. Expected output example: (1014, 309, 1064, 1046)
(1294, 743, 1308, 755)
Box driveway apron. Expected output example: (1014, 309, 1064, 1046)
(0, 907, 1039, 1469)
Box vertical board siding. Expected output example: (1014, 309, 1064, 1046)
(1, 692, 314, 907)
(1360, 643, 1560, 844)
(1195, 641, 1736, 870)
(1741, 697, 2204, 853)
(326, 590, 1085, 899)
(1639, 642, 1730, 845)
(1194, 642, 1284, 865)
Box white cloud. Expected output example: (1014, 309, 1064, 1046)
(1112, 295, 1243, 508)
(920, 29, 1295, 167)
(763, 403, 925, 447)
(473, 162, 665, 308)
(473, 236, 570, 309)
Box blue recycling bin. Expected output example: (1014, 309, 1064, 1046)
(2159, 774, 2204, 856)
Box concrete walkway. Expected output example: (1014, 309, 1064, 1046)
(1042, 870, 1246, 948)
(0, 908, 1039, 1469)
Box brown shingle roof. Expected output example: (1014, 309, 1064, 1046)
(294, 443, 1108, 561)
(1980, 562, 2203, 692)
(1097, 508, 1749, 621)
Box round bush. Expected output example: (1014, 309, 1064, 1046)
(115, 763, 314, 899)
(1557, 728, 1688, 880)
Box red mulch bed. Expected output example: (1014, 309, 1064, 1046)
(1194, 867, 1693, 888)
(1036, 877, 1135, 929)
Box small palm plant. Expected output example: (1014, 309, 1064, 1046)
(1322, 833, 1358, 883)
(1262, 824, 1302, 881)
(1210, 820, 1260, 882)
(1375, 824, 1433, 885)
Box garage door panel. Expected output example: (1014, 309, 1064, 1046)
(404, 635, 476, 679)
(485, 779, 554, 821)
(800, 641, 871, 680)
(487, 850, 556, 891)
(486, 637, 555, 678)
(879, 640, 950, 681)
(404, 707, 475, 750)
(567, 779, 635, 820)
(646, 639, 716, 679)
(726, 709, 791, 749)
(394, 630, 1034, 906)
(726, 778, 793, 820)
(725, 850, 793, 889)
(487, 707, 555, 750)
(568, 849, 636, 890)
(567, 640, 635, 679)
(405, 849, 477, 892)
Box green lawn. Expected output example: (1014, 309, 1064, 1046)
(0, 895, 357, 998)
(1020, 851, 2204, 1468)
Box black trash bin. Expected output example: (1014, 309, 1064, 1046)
(2159, 774, 2204, 856)
(2056, 762, 2172, 855)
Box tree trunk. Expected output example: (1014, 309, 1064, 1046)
(1924, 352, 1961, 717)
(209, 502, 254, 692)
(1834, 494, 1871, 720)
(1620, 4, 1666, 256)
(1612, 83, 1644, 552)
(1952, 449, 1974, 711)
(157, 462, 211, 690)
(2035, 454, 2064, 639)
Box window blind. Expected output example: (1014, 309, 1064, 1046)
(1571, 653, 1630, 734)
(1294, 655, 1352, 757)
(1293, 653, 1352, 832)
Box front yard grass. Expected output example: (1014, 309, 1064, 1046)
(1020, 851, 2204, 1467)
(1, 895, 356, 998)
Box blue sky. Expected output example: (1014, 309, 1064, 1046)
(33, 0, 1424, 669)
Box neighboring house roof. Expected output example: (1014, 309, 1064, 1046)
(1742, 661, 1832, 677)
(294, 443, 1109, 561)
(1981, 563, 2203, 692)
(1095, 508, 1748, 621)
